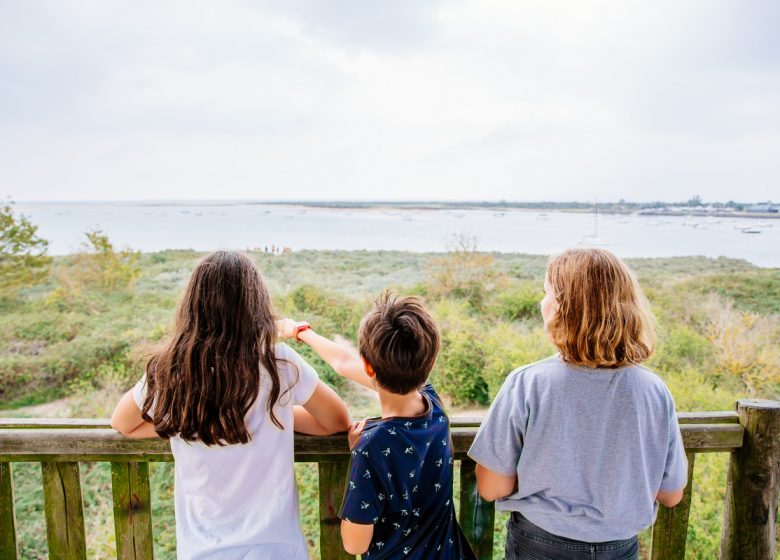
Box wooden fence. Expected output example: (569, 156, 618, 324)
(0, 399, 778, 559)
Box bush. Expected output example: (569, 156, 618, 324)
(430, 300, 490, 405)
(426, 234, 502, 309)
(481, 322, 553, 398)
(0, 201, 51, 296)
(487, 281, 543, 322)
(652, 323, 713, 374)
(56, 229, 140, 295)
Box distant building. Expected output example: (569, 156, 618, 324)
(748, 201, 778, 213)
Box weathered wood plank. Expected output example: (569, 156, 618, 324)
(459, 458, 494, 560)
(318, 461, 353, 560)
(677, 411, 740, 424)
(677, 424, 744, 452)
(111, 462, 154, 560)
(41, 461, 86, 560)
(721, 399, 780, 559)
(650, 451, 696, 560)
(0, 418, 110, 429)
(0, 423, 743, 464)
(0, 462, 17, 559)
(0, 411, 741, 430)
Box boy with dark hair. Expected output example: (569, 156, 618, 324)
(281, 293, 476, 559)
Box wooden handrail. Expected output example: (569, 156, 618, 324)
(0, 405, 777, 560)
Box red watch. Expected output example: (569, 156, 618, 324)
(294, 322, 312, 341)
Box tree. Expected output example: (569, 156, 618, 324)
(687, 195, 703, 207)
(78, 229, 141, 292)
(0, 201, 51, 294)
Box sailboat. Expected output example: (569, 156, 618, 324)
(580, 200, 609, 246)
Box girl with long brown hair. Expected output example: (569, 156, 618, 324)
(469, 248, 687, 560)
(111, 251, 350, 559)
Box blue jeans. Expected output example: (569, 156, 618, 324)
(504, 512, 639, 560)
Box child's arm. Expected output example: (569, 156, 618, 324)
(279, 318, 375, 391)
(656, 487, 684, 508)
(341, 521, 374, 555)
(111, 390, 160, 439)
(339, 420, 374, 555)
(475, 463, 518, 502)
(294, 380, 351, 435)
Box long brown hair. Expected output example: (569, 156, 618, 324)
(142, 251, 283, 445)
(546, 248, 655, 368)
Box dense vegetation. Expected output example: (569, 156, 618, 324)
(1, 242, 778, 559)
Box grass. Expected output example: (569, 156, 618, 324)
(1, 249, 778, 559)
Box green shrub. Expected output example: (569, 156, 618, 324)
(652, 324, 713, 374)
(487, 282, 543, 322)
(431, 300, 490, 405)
(0, 201, 51, 297)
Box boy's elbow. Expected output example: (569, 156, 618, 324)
(343, 541, 368, 555)
(476, 484, 504, 502)
(657, 487, 685, 508)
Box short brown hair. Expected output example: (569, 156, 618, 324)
(359, 293, 440, 394)
(546, 248, 655, 368)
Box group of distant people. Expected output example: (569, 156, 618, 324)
(111, 248, 686, 560)
(262, 245, 291, 254)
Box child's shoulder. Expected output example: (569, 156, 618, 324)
(502, 354, 563, 386)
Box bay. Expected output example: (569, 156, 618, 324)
(16, 202, 780, 268)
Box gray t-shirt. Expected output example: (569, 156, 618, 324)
(468, 355, 687, 543)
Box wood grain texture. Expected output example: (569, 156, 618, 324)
(318, 461, 353, 560)
(458, 458, 495, 559)
(721, 399, 780, 560)
(650, 451, 696, 560)
(0, 462, 17, 559)
(111, 462, 153, 560)
(41, 462, 86, 560)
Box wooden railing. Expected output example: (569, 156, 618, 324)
(1, 400, 778, 559)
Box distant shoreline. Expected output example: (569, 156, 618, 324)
(17, 199, 780, 219)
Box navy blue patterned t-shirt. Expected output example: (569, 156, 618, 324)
(339, 384, 475, 559)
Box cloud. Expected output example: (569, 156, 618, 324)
(0, 0, 778, 202)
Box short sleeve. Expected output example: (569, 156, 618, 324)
(132, 375, 148, 411)
(339, 452, 385, 524)
(277, 343, 320, 406)
(660, 390, 688, 491)
(468, 370, 526, 476)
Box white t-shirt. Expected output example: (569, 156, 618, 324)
(133, 343, 319, 560)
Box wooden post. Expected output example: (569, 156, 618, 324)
(111, 462, 154, 560)
(650, 451, 696, 560)
(0, 462, 17, 559)
(318, 461, 353, 560)
(721, 399, 780, 560)
(459, 458, 495, 559)
(41, 461, 87, 560)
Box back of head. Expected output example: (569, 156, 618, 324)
(546, 248, 655, 368)
(143, 251, 282, 445)
(359, 293, 440, 394)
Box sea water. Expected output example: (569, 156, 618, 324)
(15, 202, 780, 268)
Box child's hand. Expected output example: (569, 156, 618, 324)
(347, 419, 367, 450)
(277, 318, 310, 340)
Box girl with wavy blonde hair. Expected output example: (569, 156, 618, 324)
(470, 248, 687, 560)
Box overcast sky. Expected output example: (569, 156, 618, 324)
(1, 1, 778, 203)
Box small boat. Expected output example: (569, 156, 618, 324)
(741, 228, 762, 234)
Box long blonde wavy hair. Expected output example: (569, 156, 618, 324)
(546, 248, 655, 368)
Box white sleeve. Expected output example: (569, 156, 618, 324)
(132, 375, 154, 418)
(277, 343, 320, 405)
(132, 375, 148, 408)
